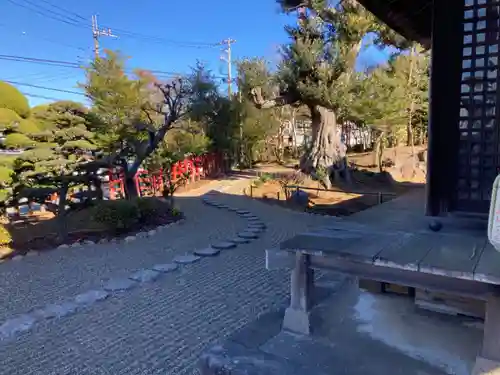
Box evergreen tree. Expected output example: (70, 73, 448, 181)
(82, 50, 194, 198)
(247, 0, 377, 186)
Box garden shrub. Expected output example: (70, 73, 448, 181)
(4, 133, 36, 149)
(91, 200, 140, 232)
(0, 108, 21, 130)
(0, 82, 30, 118)
(134, 197, 162, 224)
(0, 224, 12, 246)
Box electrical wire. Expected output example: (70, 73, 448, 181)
(7, 0, 221, 49)
(22, 92, 66, 101)
(0, 54, 226, 79)
(3, 80, 85, 96)
(5, 0, 87, 29)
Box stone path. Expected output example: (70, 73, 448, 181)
(0, 176, 338, 375)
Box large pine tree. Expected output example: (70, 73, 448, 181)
(248, 0, 376, 186)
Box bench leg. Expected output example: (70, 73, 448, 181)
(282, 252, 314, 335)
(473, 294, 500, 375)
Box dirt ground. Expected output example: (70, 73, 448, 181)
(247, 145, 426, 216)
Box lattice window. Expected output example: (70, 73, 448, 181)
(458, 0, 500, 209)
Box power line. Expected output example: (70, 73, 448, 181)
(0, 54, 226, 79)
(7, 0, 219, 49)
(22, 92, 66, 101)
(6, 0, 87, 29)
(36, 0, 87, 21)
(3, 80, 85, 96)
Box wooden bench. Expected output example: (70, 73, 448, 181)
(266, 218, 500, 375)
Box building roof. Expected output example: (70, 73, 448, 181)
(358, 0, 432, 48)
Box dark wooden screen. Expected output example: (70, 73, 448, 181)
(455, 0, 500, 213)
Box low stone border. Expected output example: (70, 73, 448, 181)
(0, 192, 268, 342)
(0, 219, 186, 265)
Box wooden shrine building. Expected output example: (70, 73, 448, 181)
(265, 1, 500, 374)
(363, 0, 500, 216)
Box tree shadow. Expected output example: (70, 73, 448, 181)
(244, 168, 424, 217)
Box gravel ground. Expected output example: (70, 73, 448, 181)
(0, 177, 339, 375)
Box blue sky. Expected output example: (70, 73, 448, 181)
(0, 0, 391, 107)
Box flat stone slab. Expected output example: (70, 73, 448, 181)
(75, 290, 109, 305)
(129, 269, 161, 283)
(35, 302, 79, 319)
(236, 210, 250, 215)
(241, 213, 258, 218)
(231, 237, 250, 244)
(246, 227, 263, 234)
(153, 263, 179, 273)
(194, 247, 221, 257)
(173, 254, 201, 264)
(103, 278, 137, 291)
(198, 341, 322, 375)
(0, 315, 36, 339)
(238, 232, 259, 239)
(247, 217, 262, 222)
(211, 241, 237, 250)
(248, 222, 266, 228)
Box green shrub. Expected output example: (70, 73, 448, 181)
(0, 82, 30, 118)
(91, 200, 140, 232)
(0, 108, 21, 130)
(4, 133, 36, 148)
(258, 173, 272, 184)
(0, 224, 12, 246)
(17, 119, 40, 135)
(0, 166, 13, 185)
(134, 197, 162, 223)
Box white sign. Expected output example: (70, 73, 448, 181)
(488, 174, 500, 251)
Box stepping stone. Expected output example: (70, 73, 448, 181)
(248, 224, 265, 230)
(153, 263, 179, 273)
(35, 302, 78, 319)
(248, 223, 266, 228)
(103, 278, 137, 292)
(0, 315, 36, 338)
(211, 241, 237, 250)
(173, 254, 201, 264)
(129, 269, 161, 283)
(245, 216, 260, 221)
(246, 216, 261, 220)
(194, 247, 221, 257)
(241, 213, 256, 218)
(231, 237, 250, 244)
(236, 210, 250, 215)
(75, 290, 109, 305)
(246, 227, 263, 234)
(238, 231, 259, 239)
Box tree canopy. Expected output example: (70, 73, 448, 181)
(0, 81, 30, 119)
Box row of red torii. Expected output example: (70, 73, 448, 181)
(107, 153, 226, 199)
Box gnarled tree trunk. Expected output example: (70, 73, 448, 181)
(299, 105, 347, 188)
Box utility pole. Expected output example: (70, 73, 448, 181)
(92, 15, 117, 58)
(219, 38, 236, 97)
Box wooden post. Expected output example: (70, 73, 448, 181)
(426, 0, 462, 216)
(282, 252, 314, 335)
(473, 294, 500, 374)
(378, 192, 383, 205)
(250, 184, 253, 197)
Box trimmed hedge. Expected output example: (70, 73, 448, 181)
(0, 82, 30, 118)
(90, 197, 171, 232)
(0, 224, 12, 246)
